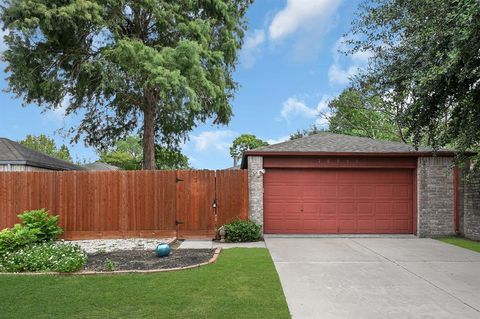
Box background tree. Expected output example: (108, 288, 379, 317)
(289, 125, 326, 140)
(328, 89, 402, 142)
(99, 136, 189, 170)
(347, 0, 480, 162)
(230, 134, 268, 166)
(1, 0, 253, 170)
(19, 134, 72, 162)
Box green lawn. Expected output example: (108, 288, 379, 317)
(0, 248, 290, 319)
(437, 237, 480, 253)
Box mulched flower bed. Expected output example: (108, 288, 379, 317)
(85, 249, 215, 272)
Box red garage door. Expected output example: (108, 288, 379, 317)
(264, 168, 414, 234)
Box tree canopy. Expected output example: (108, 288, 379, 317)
(1, 0, 253, 169)
(229, 134, 268, 166)
(19, 134, 72, 162)
(347, 0, 480, 161)
(99, 136, 189, 170)
(328, 89, 402, 142)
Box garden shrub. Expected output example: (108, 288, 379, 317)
(18, 209, 63, 241)
(0, 242, 87, 273)
(224, 219, 261, 242)
(0, 224, 40, 254)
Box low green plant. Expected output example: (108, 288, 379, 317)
(18, 209, 63, 241)
(0, 225, 40, 254)
(224, 219, 262, 242)
(104, 258, 118, 272)
(0, 242, 87, 273)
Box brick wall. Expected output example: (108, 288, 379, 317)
(248, 156, 264, 226)
(417, 157, 455, 237)
(463, 165, 480, 240)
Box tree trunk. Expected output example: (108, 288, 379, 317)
(142, 108, 156, 170)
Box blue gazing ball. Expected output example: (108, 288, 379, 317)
(156, 242, 171, 257)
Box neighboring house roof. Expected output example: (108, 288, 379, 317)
(241, 133, 459, 168)
(83, 162, 120, 171)
(0, 137, 84, 171)
(226, 165, 241, 170)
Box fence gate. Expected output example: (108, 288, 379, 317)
(175, 171, 216, 239)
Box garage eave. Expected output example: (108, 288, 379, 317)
(240, 151, 462, 169)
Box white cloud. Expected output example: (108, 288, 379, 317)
(269, 0, 342, 40)
(45, 95, 71, 122)
(328, 37, 373, 86)
(266, 135, 289, 145)
(280, 96, 331, 123)
(190, 130, 237, 153)
(328, 64, 360, 86)
(240, 29, 266, 68)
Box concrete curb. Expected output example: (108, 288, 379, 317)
(0, 245, 222, 276)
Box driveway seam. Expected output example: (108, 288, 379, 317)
(350, 239, 480, 314)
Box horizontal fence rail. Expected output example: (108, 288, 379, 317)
(0, 170, 248, 239)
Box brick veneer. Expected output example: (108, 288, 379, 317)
(248, 156, 264, 226)
(417, 157, 455, 237)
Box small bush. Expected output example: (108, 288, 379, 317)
(18, 209, 63, 241)
(0, 242, 87, 273)
(224, 220, 261, 242)
(104, 258, 118, 272)
(0, 225, 40, 254)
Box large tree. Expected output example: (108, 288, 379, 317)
(347, 0, 480, 161)
(19, 134, 72, 162)
(229, 134, 268, 166)
(1, 0, 253, 169)
(328, 89, 402, 142)
(99, 135, 189, 170)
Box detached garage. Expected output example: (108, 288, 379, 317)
(241, 133, 462, 237)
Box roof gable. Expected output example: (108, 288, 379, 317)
(0, 138, 84, 171)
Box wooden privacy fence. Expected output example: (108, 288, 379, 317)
(0, 170, 248, 239)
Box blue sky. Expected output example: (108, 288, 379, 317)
(0, 0, 366, 169)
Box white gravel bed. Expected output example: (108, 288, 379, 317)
(63, 238, 174, 254)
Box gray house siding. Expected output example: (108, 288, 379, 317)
(0, 164, 53, 172)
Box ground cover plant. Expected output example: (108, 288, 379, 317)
(0, 248, 290, 319)
(0, 209, 86, 273)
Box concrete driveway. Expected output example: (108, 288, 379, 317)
(265, 237, 480, 319)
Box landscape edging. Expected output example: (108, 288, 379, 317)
(0, 246, 222, 276)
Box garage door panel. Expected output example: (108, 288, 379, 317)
(356, 185, 375, 198)
(375, 185, 394, 197)
(264, 168, 414, 234)
(304, 185, 337, 198)
(375, 219, 394, 232)
(338, 185, 355, 197)
(338, 220, 356, 232)
(265, 185, 302, 197)
(375, 202, 391, 214)
(357, 202, 374, 214)
(357, 220, 376, 232)
(392, 185, 410, 198)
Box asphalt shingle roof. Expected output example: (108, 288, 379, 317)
(82, 162, 120, 171)
(0, 137, 84, 171)
(249, 133, 448, 153)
